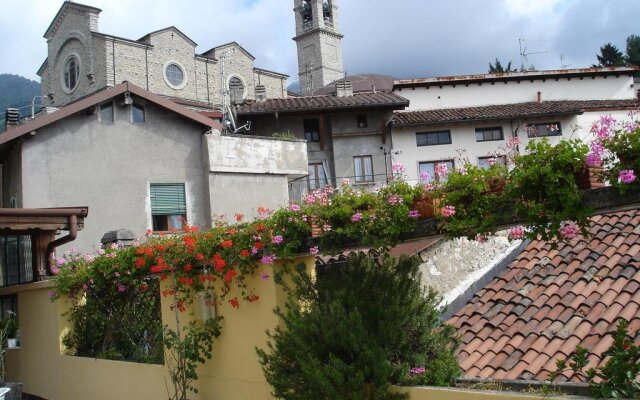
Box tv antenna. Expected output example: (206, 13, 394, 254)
(560, 53, 572, 69)
(519, 38, 547, 71)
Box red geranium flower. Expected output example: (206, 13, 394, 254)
(221, 240, 233, 248)
(183, 263, 193, 272)
(135, 257, 146, 268)
(229, 297, 239, 309)
(240, 249, 250, 258)
(224, 268, 237, 284)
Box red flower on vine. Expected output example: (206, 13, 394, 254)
(254, 241, 264, 250)
(224, 268, 237, 284)
(221, 240, 233, 248)
(183, 236, 196, 248)
(240, 249, 250, 258)
(229, 297, 239, 309)
(178, 276, 194, 286)
(183, 263, 193, 272)
(213, 254, 226, 272)
(195, 253, 204, 261)
(135, 257, 146, 268)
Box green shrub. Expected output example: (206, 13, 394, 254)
(257, 254, 460, 400)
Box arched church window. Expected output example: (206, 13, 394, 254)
(323, 0, 333, 22)
(301, 0, 312, 23)
(229, 77, 245, 104)
(63, 55, 80, 93)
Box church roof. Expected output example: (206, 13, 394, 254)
(44, 1, 102, 38)
(312, 74, 397, 96)
(393, 99, 640, 127)
(235, 91, 409, 116)
(138, 26, 197, 47)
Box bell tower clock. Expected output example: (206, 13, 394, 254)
(293, 0, 345, 96)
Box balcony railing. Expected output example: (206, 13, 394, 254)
(288, 173, 422, 203)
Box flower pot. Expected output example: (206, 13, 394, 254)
(412, 194, 440, 219)
(309, 216, 322, 237)
(487, 177, 507, 194)
(574, 165, 604, 190)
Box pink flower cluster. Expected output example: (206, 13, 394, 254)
(387, 194, 403, 205)
(409, 367, 426, 375)
(619, 169, 637, 184)
(419, 171, 431, 182)
(559, 222, 580, 240)
(506, 135, 521, 149)
(392, 162, 407, 174)
(351, 212, 363, 222)
(408, 210, 420, 219)
(288, 203, 301, 212)
(441, 205, 456, 217)
(508, 226, 525, 240)
(303, 186, 335, 206)
(272, 235, 284, 245)
(434, 163, 449, 179)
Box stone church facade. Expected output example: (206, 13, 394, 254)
(38, 2, 289, 109)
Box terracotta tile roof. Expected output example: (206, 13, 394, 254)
(393, 99, 640, 127)
(449, 209, 640, 383)
(235, 92, 409, 116)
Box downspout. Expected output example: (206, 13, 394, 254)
(46, 214, 78, 274)
(145, 47, 149, 90)
(112, 38, 116, 86)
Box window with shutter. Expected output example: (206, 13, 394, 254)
(150, 183, 187, 232)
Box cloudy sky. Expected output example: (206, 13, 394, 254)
(0, 0, 639, 84)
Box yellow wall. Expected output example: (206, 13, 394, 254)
(1, 257, 314, 400)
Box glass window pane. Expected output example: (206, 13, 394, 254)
(132, 104, 145, 123)
(100, 103, 114, 123)
(363, 157, 373, 181)
(438, 132, 450, 144)
(354, 158, 363, 182)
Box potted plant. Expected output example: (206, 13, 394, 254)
(505, 138, 591, 242)
(600, 118, 640, 193)
(0, 312, 21, 400)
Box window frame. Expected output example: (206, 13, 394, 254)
(228, 76, 246, 104)
(131, 103, 146, 124)
(99, 101, 114, 124)
(418, 159, 455, 183)
(416, 130, 452, 147)
(163, 61, 187, 90)
(61, 54, 81, 94)
(475, 127, 504, 142)
(356, 114, 368, 129)
(353, 155, 374, 184)
(477, 155, 507, 169)
(150, 183, 187, 233)
(303, 119, 320, 142)
(0, 235, 34, 287)
(527, 122, 562, 138)
(308, 162, 328, 191)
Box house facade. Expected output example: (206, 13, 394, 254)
(1, 83, 307, 253)
(391, 68, 640, 182)
(38, 2, 288, 110)
(235, 86, 408, 200)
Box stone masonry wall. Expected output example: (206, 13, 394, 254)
(42, 7, 287, 107)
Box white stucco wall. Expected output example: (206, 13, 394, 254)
(20, 100, 212, 252)
(395, 75, 636, 111)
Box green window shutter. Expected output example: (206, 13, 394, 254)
(150, 183, 186, 215)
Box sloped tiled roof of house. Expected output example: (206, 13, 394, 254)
(393, 99, 640, 127)
(235, 92, 409, 115)
(448, 209, 640, 382)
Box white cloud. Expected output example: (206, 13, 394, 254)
(502, 0, 563, 17)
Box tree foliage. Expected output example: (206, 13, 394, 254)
(626, 34, 640, 68)
(488, 58, 516, 73)
(594, 42, 626, 67)
(257, 254, 460, 400)
(0, 74, 41, 132)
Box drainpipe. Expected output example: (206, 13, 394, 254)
(46, 214, 78, 274)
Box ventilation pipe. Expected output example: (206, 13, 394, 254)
(4, 108, 19, 130)
(537, 91, 542, 103)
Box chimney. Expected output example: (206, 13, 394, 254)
(537, 91, 542, 103)
(372, 85, 377, 93)
(336, 80, 353, 97)
(255, 85, 267, 102)
(4, 108, 19, 131)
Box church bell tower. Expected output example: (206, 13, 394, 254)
(293, 0, 345, 96)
